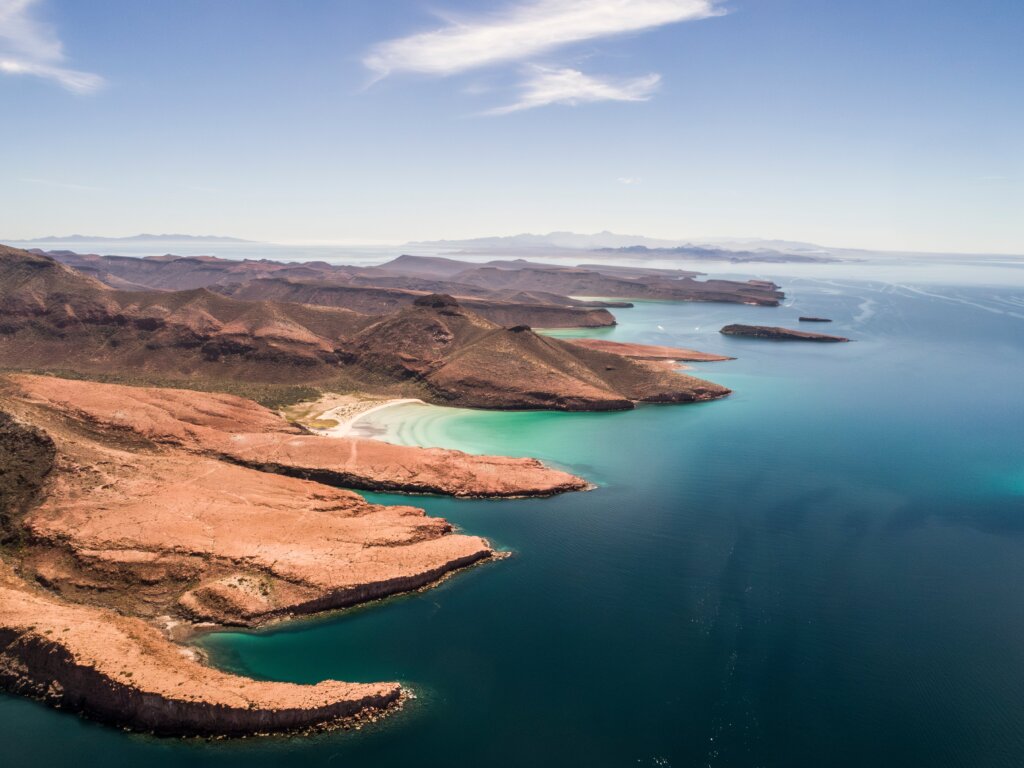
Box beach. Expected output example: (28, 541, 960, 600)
(283, 394, 425, 438)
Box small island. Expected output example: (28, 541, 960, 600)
(798, 316, 833, 323)
(720, 324, 850, 342)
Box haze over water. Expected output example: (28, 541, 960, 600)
(3, 258, 1024, 766)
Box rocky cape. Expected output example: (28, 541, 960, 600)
(0, 373, 588, 735)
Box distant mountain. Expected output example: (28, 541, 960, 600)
(16, 233, 255, 244)
(407, 230, 838, 259)
(407, 231, 687, 251)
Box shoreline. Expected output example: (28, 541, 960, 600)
(310, 398, 425, 438)
(0, 375, 590, 737)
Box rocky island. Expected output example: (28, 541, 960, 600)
(720, 324, 850, 342)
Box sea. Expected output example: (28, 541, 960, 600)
(3, 245, 1024, 767)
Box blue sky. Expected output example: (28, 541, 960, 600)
(1, 0, 1021, 252)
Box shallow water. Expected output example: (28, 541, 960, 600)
(4, 265, 1024, 767)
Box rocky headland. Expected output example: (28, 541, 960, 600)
(0, 372, 589, 735)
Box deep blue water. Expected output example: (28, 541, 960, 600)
(3, 268, 1024, 767)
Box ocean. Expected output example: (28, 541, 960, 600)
(3, 258, 1024, 767)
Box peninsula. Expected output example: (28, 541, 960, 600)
(0, 373, 587, 735)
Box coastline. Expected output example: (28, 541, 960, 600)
(0, 375, 589, 737)
(307, 398, 426, 438)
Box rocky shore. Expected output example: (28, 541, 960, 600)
(0, 373, 591, 736)
(0, 562, 402, 737)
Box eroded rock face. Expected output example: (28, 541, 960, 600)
(0, 412, 56, 543)
(0, 564, 401, 736)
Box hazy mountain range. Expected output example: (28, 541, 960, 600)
(406, 231, 839, 263)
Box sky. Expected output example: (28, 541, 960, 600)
(0, 0, 1021, 253)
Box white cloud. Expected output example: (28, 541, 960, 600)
(487, 65, 659, 115)
(618, 176, 642, 185)
(0, 0, 104, 93)
(364, 0, 723, 78)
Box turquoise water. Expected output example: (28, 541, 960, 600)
(4, 269, 1024, 766)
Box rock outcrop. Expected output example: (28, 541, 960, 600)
(0, 563, 401, 736)
(720, 324, 850, 342)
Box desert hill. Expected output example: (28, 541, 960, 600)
(0, 245, 729, 410)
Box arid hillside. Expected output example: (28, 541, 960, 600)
(1, 245, 731, 410)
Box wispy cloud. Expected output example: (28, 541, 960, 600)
(618, 176, 642, 185)
(364, 0, 723, 78)
(0, 0, 104, 93)
(487, 65, 660, 114)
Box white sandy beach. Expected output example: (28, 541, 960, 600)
(295, 396, 425, 438)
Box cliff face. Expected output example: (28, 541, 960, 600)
(0, 565, 401, 736)
(0, 412, 56, 543)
